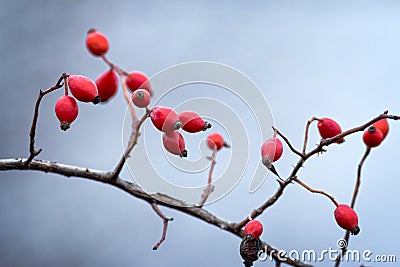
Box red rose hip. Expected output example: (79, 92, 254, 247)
(363, 126, 384, 148)
(179, 111, 211, 133)
(162, 131, 187, 157)
(150, 106, 181, 133)
(132, 89, 151, 108)
(244, 220, 263, 239)
(95, 69, 118, 102)
(126, 72, 153, 95)
(317, 118, 344, 143)
(261, 137, 283, 167)
(334, 204, 360, 235)
(86, 29, 109, 56)
(206, 133, 230, 151)
(55, 95, 79, 131)
(68, 75, 100, 104)
(373, 118, 389, 140)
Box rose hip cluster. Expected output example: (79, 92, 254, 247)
(55, 74, 101, 131)
(55, 29, 155, 131)
(256, 115, 390, 248)
(150, 107, 212, 157)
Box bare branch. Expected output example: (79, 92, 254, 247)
(151, 202, 173, 250)
(236, 112, 399, 229)
(273, 127, 304, 158)
(26, 73, 68, 165)
(198, 151, 216, 207)
(294, 177, 338, 207)
(0, 157, 311, 267)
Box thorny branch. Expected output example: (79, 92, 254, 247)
(334, 147, 371, 267)
(235, 112, 400, 229)
(151, 202, 173, 250)
(198, 151, 217, 207)
(26, 73, 68, 165)
(273, 126, 304, 158)
(0, 158, 311, 267)
(12, 81, 400, 267)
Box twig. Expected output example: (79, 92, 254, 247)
(334, 147, 371, 267)
(151, 202, 173, 250)
(351, 147, 371, 208)
(100, 55, 137, 123)
(198, 151, 217, 207)
(25, 73, 68, 165)
(302, 117, 318, 154)
(272, 127, 304, 158)
(100, 54, 130, 76)
(236, 112, 398, 229)
(294, 177, 338, 207)
(0, 157, 312, 267)
(111, 109, 150, 178)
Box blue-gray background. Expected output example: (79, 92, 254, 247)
(1, 1, 399, 266)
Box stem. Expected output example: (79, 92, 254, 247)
(198, 151, 217, 207)
(151, 202, 173, 250)
(25, 73, 68, 165)
(294, 177, 339, 207)
(334, 147, 371, 267)
(273, 127, 304, 158)
(351, 147, 371, 208)
(121, 75, 138, 125)
(100, 54, 130, 76)
(111, 109, 150, 178)
(63, 75, 69, 96)
(303, 117, 318, 154)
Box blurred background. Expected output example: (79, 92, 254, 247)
(1, 1, 399, 266)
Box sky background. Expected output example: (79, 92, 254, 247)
(1, 1, 400, 266)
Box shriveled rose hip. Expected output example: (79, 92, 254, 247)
(86, 29, 109, 56)
(240, 220, 263, 266)
(68, 75, 101, 104)
(95, 69, 118, 102)
(179, 111, 211, 133)
(55, 95, 79, 131)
